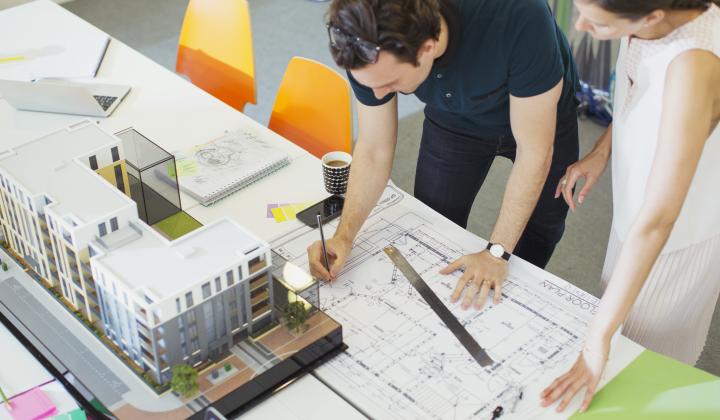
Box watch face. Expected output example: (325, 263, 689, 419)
(490, 244, 504, 258)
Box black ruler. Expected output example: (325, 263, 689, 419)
(384, 246, 495, 367)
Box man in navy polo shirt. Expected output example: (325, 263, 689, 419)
(308, 0, 579, 311)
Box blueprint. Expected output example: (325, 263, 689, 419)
(272, 185, 643, 419)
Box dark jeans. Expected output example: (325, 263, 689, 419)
(414, 113, 579, 269)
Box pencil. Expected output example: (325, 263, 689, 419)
(316, 213, 332, 287)
(0, 385, 11, 411)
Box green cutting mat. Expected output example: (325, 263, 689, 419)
(572, 350, 720, 419)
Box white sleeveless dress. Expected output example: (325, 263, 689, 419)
(601, 4, 720, 365)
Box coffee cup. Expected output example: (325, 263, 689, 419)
(321, 151, 352, 195)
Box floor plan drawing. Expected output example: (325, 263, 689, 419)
(272, 188, 642, 419)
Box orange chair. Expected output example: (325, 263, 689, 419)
(176, 0, 256, 112)
(269, 57, 352, 158)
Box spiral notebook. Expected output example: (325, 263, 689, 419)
(167, 129, 290, 206)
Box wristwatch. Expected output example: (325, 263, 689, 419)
(486, 242, 511, 261)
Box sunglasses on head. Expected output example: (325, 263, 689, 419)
(327, 24, 381, 64)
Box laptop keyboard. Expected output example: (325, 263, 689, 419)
(93, 95, 118, 111)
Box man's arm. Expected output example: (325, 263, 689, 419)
(493, 79, 562, 251)
(308, 96, 399, 280)
(443, 80, 562, 309)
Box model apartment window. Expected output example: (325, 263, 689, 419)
(202, 282, 211, 299)
(185, 291, 194, 307)
(176, 298, 181, 314)
(89, 155, 99, 170)
(215, 277, 222, 293)
(110, 217, 119, 232)
(226, 270, 234, 287)
(113, 165, 125, 192)
(98, 222, 107, 237)
(111, 146, 120, 162)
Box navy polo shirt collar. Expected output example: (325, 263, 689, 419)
(433, 0, 461, 69)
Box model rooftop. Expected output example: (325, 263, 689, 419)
(0, 122, 133, 224)
(93, 218, 264, 300)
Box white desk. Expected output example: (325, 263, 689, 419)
(0, 1, 362, 419)
(0, 2, 645, 420)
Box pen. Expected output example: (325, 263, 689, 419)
(316, 213, 332, 287)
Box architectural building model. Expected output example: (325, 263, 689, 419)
(0, 121, 343, 418)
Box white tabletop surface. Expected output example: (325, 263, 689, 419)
(0, 1, 361, 419)
(0, 3, 646, 420)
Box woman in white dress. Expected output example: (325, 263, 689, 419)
(541, 0, 720, 413)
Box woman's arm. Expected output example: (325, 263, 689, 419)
(542, 48, 719, 413)
(556, 124, 612, 211)
(589, 49, 718, 344)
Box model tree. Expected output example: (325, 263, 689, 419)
(170, 364, 198, 398)
(283, 301, 309, 333)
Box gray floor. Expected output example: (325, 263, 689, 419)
(59, 0, 718, 375)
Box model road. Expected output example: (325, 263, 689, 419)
(0, 276, 128, 406)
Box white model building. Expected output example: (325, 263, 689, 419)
(0, 121, 273, 385)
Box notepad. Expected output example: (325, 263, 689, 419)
(166, 129, 290, 206)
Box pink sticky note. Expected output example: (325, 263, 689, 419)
(267, 203, 290, 218)
(266, 203, 279, 218)
(8, 388, 56, 420)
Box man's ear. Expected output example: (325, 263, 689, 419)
(415, 38, 436, 64)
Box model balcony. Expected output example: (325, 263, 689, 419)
(250, 289, 269, 307)
(136, 321, 150, 338)
(249, 257, 267, 275)
(139, 335, 153, 352)
(249, 274, 269, 293)
(87, 289, 98, 305)
(141, 347, 156, 363)
(135, 306, 148, 321)
(90, 302, 101, 318)
(251, 301, 270, 319)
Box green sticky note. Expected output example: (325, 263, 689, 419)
(52, 408, 87, 420)
(571, 350, 720, 419)
(168, 160, 198, 178)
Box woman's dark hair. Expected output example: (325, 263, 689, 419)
(327, 0, 442, 69)
(585, 0, 719, 20)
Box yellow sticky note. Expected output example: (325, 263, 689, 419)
(271, 207, 287, 222)
(282, 205, 297, 220)
(290, 203, 310, 214)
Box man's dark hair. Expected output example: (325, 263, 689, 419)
(327, 0, 442, 69)
(583, 0, 719, 20)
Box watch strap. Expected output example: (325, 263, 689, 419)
(486, 242, 511, 261)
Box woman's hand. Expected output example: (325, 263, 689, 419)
(555, 148, 610, 211)
(540, 335, 610, 413)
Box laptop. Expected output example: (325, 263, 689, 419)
(0, 79, 130, 117)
